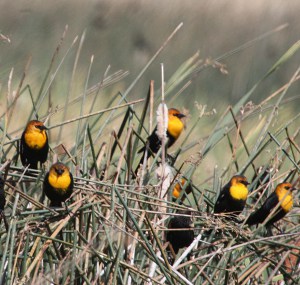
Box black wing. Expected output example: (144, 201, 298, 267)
(0, 177, 5, 211)
(20, 131, 28, 166)
(214, 182, 230, 213)
(39, 134, 49, 164)
(246, 192, 278, 225)
(139, 128, 161, 154)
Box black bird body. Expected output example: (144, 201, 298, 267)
(138, 125, 179, 158)
(0, 177, 5, 212)
(214, 175, 249, 217)
(43, 163, 74, 207)
(20, 120, 49, 169)
(245, 182, 294, 227)
(136, 108, 185, 171)
(0, 176, 8, 231)
(166, 212, 194, 254)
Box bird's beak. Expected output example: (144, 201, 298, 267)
(177, 114, 186, 119)
(37, 125, 48, 131)
(55, 169, 64, 175)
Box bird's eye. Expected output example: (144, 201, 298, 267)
(284, 185, 291, 190)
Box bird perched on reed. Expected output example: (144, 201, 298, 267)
(214, 175, 249, 219)
(136, 108, 185, 173)
(245, 182, 295, 227)
(20, 120, 49, 169)
(43, 163, 74, 207)
(166, 211, 194, 256)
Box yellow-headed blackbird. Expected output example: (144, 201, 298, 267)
(245, 182, 295, 227)
(214, 175, 249, 217)
(20, 120, 49, 169)
(166, 211, 194, 255)
(137, 108, 185, 169)
(172, 178, 192, 201)
(43, 163, 73, 207)
(0, 177, 5, 213)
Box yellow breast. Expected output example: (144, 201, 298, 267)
(167, 117, 184, 140)
(276, 189, 293, 212)
(48, 172, 71, 191)
(229, 184, 248, 201)
(25, 131, 47, 149)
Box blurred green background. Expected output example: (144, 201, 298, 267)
(2, 0, 300, 102)
(1, 0, 300, 181)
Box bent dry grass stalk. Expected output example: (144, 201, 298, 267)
(1, 25, 300, 285)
